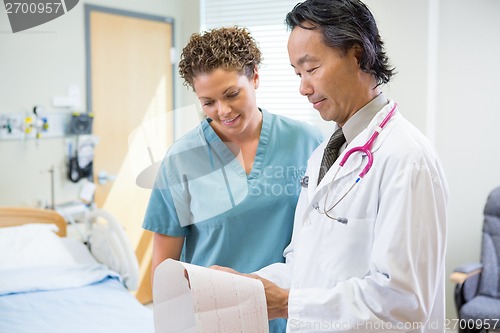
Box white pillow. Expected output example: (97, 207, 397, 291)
(60, 237, 97, 265)
(0, 223, 76, 269)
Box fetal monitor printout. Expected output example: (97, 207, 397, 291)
(153, 259, 269, 333)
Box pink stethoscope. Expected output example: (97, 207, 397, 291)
(314, 103, 398, 223)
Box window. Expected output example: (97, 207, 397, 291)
(201, 0, 331, 135)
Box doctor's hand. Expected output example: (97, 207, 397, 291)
(253, 274, 289, 320)
(210, 265, 289, 320)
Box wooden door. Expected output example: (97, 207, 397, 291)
(86, 5, 174, 303)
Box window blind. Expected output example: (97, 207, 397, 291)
(201, 0, 331, 135)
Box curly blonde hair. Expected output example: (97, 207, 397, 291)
(178, 26, 262, 89)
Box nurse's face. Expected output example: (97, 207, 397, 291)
(193, 68, 261, 142)
(288, 25, 371, 126)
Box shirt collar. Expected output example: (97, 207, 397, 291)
(342, 92, 389, 144)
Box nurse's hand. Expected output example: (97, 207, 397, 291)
(209, 265, 289, 320)
(210, 265, 240, 274)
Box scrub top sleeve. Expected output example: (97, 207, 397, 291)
(142, 161, 189, 237)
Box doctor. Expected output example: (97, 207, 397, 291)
(215, 0, 449, 332)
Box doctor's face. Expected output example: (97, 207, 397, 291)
(193, 68, 261, 142)
(288, 25, 366, 126)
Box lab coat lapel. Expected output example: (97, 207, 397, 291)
(308, 102, 398, 207)
(303, 151, 362, 220)
(365, 102, 398, 155)
(313, 133, 365, 195)
(304, 136, 365, 220)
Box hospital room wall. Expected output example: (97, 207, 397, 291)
(0, 1, 200, 208)
(436, 0, 500, 320)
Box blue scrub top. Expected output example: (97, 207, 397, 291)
(143, 109, 322, 332)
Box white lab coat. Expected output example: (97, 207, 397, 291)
(256, 101, 448, 332)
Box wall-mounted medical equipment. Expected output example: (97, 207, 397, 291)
(0, 109, 93, 141)
(0, 111, 55, 140)
(69, 112, 93, 135)
(0, 106, 51, 140)
(30, 105, 50, 139)
(68, 138, 95, 183)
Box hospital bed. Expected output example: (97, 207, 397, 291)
(0, 206, 154, 333)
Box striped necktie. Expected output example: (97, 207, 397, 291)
(318, 128, 346, 184)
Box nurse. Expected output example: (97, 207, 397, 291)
(142, 26, 323, 332)
(215, 1, 449, 332)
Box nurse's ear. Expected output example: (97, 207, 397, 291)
(251, 66, 260, 90)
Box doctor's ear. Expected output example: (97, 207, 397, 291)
(350, 45, 363, 66)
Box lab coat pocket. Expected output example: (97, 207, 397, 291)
(320, 218, 375, 281)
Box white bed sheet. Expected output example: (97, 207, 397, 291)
(0, 237, 154, 333)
